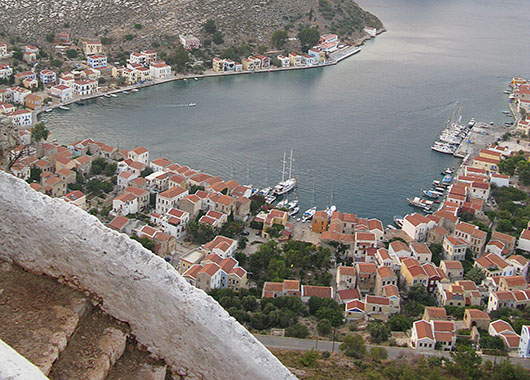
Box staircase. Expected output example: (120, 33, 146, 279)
(0, 261, 168, 380)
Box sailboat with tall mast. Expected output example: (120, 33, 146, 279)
(325, 184, 336, 218)
(301, 177, 317, 223)
(273, 149, 298, 196)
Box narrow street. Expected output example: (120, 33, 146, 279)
(255, 334, 530, 369)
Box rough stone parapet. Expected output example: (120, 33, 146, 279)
(0, 171, 296, 380)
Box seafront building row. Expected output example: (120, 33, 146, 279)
(0, 32, 372, 129)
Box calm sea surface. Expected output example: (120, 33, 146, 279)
(41, 0, 530, 225)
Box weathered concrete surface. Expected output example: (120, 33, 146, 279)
(0, 171, 296, 380)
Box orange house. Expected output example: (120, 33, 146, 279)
(312, 210, 329, 233)
(24, 94, 43, 110)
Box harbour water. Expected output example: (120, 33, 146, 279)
(40, 0, 530, 224)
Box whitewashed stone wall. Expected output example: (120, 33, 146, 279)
(0, 171, 296, 380)
(0, 339, 50, 380)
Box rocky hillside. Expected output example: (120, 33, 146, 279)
(0, 0, 383, 48)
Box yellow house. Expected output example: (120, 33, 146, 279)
(262, 209, 288, 238)
(472, 155, 499, 175)
(212, 58, 225, 72)
(401, 258, 427, 289)
(289, 53, 302, 67)
(479, 149, 502, 161)
(242, 58, 255, 71)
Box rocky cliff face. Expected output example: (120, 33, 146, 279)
(0, 170, 297, 380)
(0, 0, 382, 47)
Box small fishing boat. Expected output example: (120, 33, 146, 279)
(122, 90, 130, 94)
(110, 93, 118, 98)
(393, 215, 404, 228)
(287, 199, 299, 209)
(75, 100, 86, 106)
(131, 89, 139, 93)
(258, 187, 272, 196)
(277, 199, 289, 208)
(503, 90, 511, 94)
(58, 105, 70, 111)
(104, 94, 111, 98)
(44, 108, 53, 113)
(265, 194, 276, 204)
(289, 207, 300, 217)
(423, 190, 439, 199)
(432, 180, 441, 187)
(194, 77, 199, 81)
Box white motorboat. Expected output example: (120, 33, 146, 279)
(287, 199, 299, 209)
(289, 207, 300, 216)
(44, 108, 53, 113)
(265, 195, 276, 204)
(110, 93, 118, 98)
(258, 187, 272, 196)
(58, 105, 70, 111)
(131, 89, 139, 93)
(325, 205, 336, 218)
(122, 90, 129, 94)
(188, 103, 196, 107)
(277, 198, 289, 208)
(393, 215, 403, 228)
(301, 207, 317, 222)
(104, 94, 111, 98)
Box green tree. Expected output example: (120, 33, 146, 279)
(340, 334, 366, 359)
(370, 346, 388, 361)
(496, 219, 514, 233)
(29, 167, 42, 182)
(317, 319, 332, 335)
(407, 284, 436, 306)
(368, 321, 391, 343)
(213, 31, 224, 45)
(46, 33, 55, 42)
(430, 243, 443, 265)
(299, 350, 319, 367)
(298, 27, 320, 51)
(131, 235, 155, 252)
(104, 162, 117, 177)
(249, 312, 269, 330)
(31, 122, 49, 143)
(174, 45, 190, 72)
(134, 23, 142, 29)
(90, 157, 107, 175)
(271, 30, 288, 49)
(387, 314, 412, 332)
(66, 49, 78, 59)
(447, 345, 482, 380)
(465, 267, 486, 285)
(479, 335, 506, 352)
(203, 19, 217, 34)
(86, 179, 102, 194)
(285, 323, 309, 338)
(241, 295, 258, 312)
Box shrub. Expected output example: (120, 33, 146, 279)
(299, 350, 319, 367)
(370, 347, 388, 360)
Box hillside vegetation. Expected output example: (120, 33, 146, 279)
(0, 0, 383, 50)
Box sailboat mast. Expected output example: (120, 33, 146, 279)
(281, 151, 286, 182)
(311, 177, 315, 206)
(288, 149, 293, 179)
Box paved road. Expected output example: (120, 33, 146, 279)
(255, 335, 530, 369)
